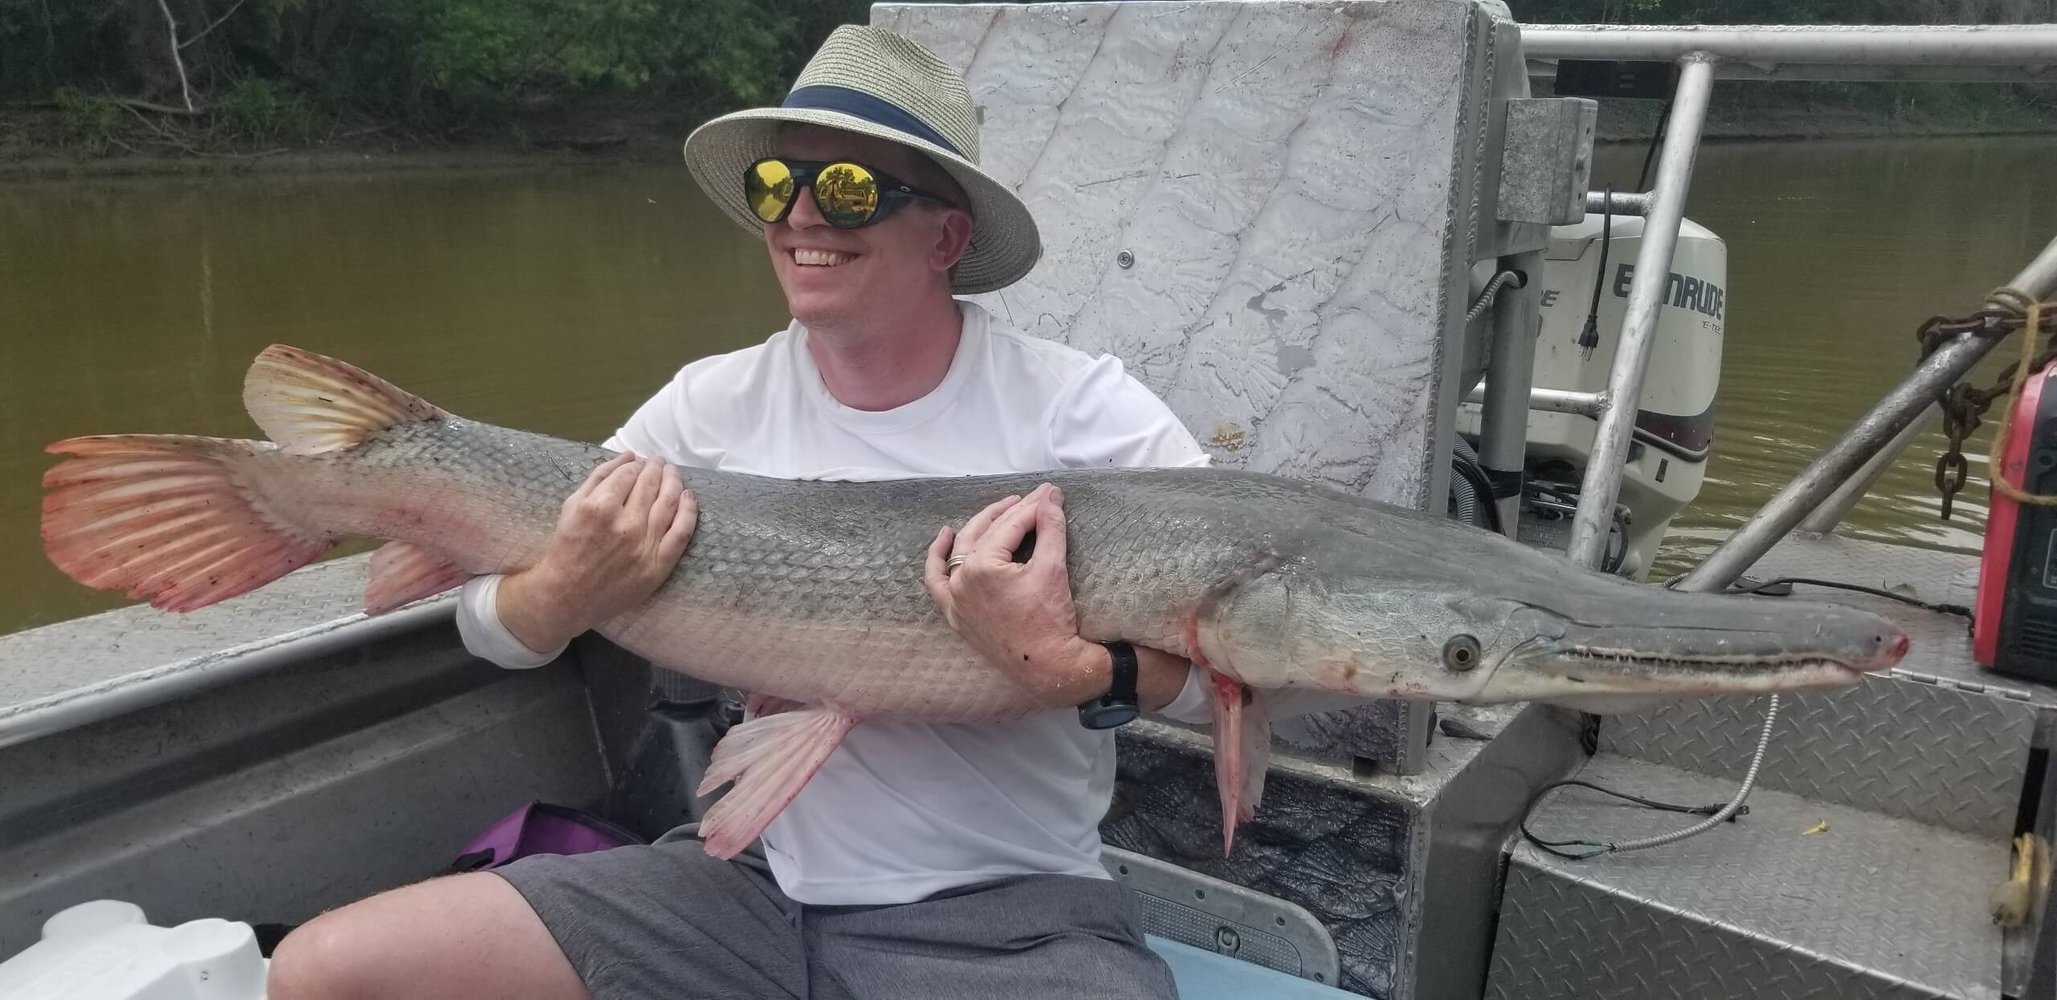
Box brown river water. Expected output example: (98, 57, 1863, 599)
(2, 136, 2052, 636)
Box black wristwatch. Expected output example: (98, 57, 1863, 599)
(1079, 641, 1141, 730)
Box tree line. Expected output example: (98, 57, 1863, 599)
(2, 0, 868, 127)
(1, 0, 2048, 130)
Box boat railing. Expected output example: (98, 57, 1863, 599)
(1492, 23, 2057, 588)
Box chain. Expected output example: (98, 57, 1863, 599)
(1924, 295, 2057, 520)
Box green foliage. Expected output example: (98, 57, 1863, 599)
(216, 76, 313, 141)
(0, 0, 862, 119)
(53, 87, 122, 154)
(1, 0, 2046, 150)
(347, 0, 859, 116)
(0, 0, 101, 95)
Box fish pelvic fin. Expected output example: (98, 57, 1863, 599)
(695, 704, 859, 860)
(42, 435, 332, 613)
(243, 345, 445, 455)
(366, 541, 470, 615)
(1240, 688, 1273, 831)
(1208, 672, 1271, 857)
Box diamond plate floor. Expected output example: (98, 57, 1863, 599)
(1492, 755, 2008, 1000)
(1597, 670, 2036, 839)
(1751, 532, 2057, 708)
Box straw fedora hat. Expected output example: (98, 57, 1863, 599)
(683, 25, 1041, 295)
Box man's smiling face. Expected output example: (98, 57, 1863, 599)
(763, 126, 972, 330)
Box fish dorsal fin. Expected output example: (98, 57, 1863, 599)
(365, 541, 471, 615)
(243, 345, 446, 455)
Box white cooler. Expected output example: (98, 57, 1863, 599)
(0, 900, 268, 999)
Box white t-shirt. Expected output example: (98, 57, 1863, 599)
(456, 301, 1212, 905)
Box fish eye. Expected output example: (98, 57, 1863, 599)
(1442, 634, 1481, 672)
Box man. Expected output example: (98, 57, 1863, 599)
(268, 25, 1214, 1000)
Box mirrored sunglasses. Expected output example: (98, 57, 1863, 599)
(745, 157, 957, 230)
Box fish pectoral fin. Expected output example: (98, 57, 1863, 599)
(243, 345, 446, 455)
(365, 541, 471, 616)
(694, 705, 860, 860)
(1208, 673, 1271, 857)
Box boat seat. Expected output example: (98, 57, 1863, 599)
(1105, 848, 1347, 991)
(1148, 936, 1358, 999)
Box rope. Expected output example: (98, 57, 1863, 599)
(1983, 288, 2057, 507)
(1927, 286, 2057, 518)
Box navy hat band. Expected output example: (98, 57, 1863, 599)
(781, 85, 965, 159)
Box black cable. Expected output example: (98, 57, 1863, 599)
(1601, 519, 1629, 576)
(1519, 779, 1746, 861)
(1570, 85, 1668, 363)
(1637, 96, 1673, 192)
(1577, 187, 1612, 358)
(1734, 576, 1971, 618)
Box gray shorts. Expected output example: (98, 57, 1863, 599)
(493, 825, 1178, 1000)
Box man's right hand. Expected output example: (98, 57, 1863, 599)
(497, 451, 698, 653)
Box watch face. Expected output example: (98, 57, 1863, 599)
(1082, 701, 1140, 730)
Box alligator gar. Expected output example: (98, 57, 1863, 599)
(40, 346, 1910, 856)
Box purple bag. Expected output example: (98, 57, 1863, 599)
(450, 801, 646, 872)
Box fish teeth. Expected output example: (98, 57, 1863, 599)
(1566, 646, 1840, 670)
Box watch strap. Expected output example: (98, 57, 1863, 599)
(1080, 641, 1140, 729)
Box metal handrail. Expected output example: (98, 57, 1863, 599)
(1517, 24, 2057, 572)
(1681, 241, 2057, 592)
(1525, 24, 2057, 83)
(1525, 23, 2057, 61)
(1564, 54, 1717, 567)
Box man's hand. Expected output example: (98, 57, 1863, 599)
(923, 483, 1187, 711)
(497, 452, 697, 653)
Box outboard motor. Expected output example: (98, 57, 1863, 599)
(1456, 212, 1727, 580)
(1974, 359, 2057, 681)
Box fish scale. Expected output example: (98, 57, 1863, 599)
(37, 345, 1911, 858)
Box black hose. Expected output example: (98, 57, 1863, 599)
(1450, 454, 1504, 535)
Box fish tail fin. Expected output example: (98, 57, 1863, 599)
(243, 344, 445, 454)
(42, 435, 332, 613)
(1209, 672, 1271, 856)
(695, 704, 859, 859)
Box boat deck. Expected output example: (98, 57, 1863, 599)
(1493, 531, 2052, 1000)
(1500, 755, 2004, 997)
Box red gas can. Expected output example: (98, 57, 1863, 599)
(1974, 361, 2057, 678)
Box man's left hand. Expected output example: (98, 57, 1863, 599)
(923, 483, 1187, 711)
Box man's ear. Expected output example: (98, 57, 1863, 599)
(930, 208, 975, 273)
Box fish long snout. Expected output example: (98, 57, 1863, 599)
(1472, 591, 1911, 703)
